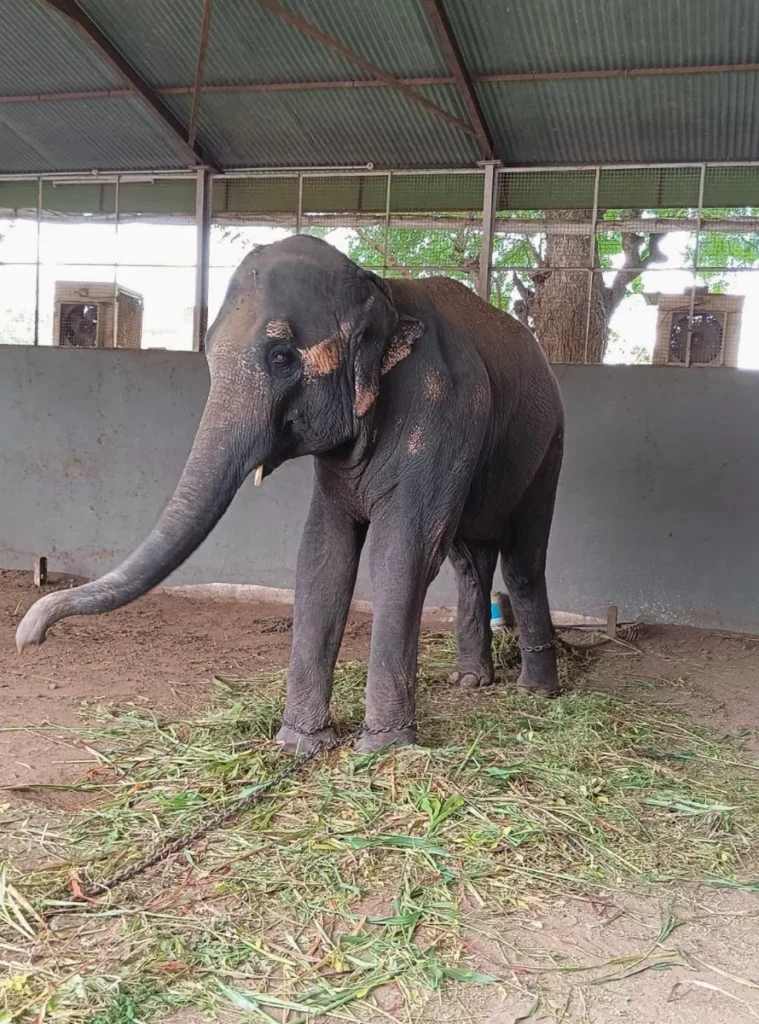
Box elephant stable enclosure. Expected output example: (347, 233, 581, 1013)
(1, 344, 757, 633)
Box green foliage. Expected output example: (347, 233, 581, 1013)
(346, 208, 759, 323)
(347, 223, 481, 282)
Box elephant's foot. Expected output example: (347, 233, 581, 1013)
(517, 642, 560, 698)
(355, 725, 418, 753)
(516, 671, 560, 698)
(275, 721, 338, 754)
(448, 665, 494, 689)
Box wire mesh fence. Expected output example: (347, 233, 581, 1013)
(207, 170, 486, 320)
(495, 166, 759, 366)
(3, 165, 759, 365)
(0, 175, 197, 350)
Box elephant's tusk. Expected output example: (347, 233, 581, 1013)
(253, 465, 264, 487)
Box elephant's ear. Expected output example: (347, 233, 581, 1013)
(380, 314, 425, 377)
(353, 274, 425, 417)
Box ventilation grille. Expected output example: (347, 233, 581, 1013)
(669, 311, 725, 366)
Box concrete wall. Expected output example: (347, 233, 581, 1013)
(1, 346, 757, 631)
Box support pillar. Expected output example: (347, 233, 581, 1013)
(193, 167, 212, 352)
(478, 161, 499, 302)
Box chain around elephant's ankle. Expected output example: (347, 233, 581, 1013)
(520, 638, 557, 654)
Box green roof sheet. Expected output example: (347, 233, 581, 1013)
(2, 0, 759, 175)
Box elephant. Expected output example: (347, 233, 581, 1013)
(16, 235, 564, 753)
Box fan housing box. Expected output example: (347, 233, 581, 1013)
(53, 282, 143, 350)
(651, 292, 743, 367)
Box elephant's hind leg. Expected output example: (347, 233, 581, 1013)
(500, 430, 563, 697)
(447, 539, 499, 688)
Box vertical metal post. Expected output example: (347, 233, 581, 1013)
(296, 173, 303, 233)
(582, 166, 601, 364)
(112, 175, 120, 345)
(383, 171, 392, 276)
(478, 162, 498, 301)
(193, 167, 211, 352)
(686, 163, 707, 367)
(33, 177, 42, 346)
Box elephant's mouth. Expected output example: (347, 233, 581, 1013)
(253, 430, 300, 484)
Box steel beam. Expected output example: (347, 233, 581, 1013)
(421, 0, 495, 160)
(252, 0, 480, 142)
(37, 0, 220, 171)
(188, 0, 215, 149)
(6, 59, 759, 108)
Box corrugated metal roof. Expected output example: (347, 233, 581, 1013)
(0, 0, 121, 94)
(449, 0, 759, 75)
(0, 96, 196, 173)
(78, 0, 368, 88)
(4, 0, 759, 175)
(164, 85, 479, 168)
(77, 0, 205, 88)
(204, 0, 372, 85)
(284, 0, 448, 79)
(483, 72, 759, 164)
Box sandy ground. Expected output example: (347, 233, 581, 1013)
(2, 568, 759, 1023)
(0, 569, 371, 798)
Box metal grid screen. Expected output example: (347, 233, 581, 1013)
(209, 174, 298, 326)
(0, 175, 197, 351)
(493, 166, 759, 366)
(209, 171, 486, 322)
(3, 165, 759, 366)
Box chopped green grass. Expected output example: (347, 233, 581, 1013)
(1, 631, 758, 1023)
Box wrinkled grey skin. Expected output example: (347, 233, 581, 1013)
(16, 236, 564, 753)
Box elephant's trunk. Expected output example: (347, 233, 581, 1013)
(16, 386, 267, 651)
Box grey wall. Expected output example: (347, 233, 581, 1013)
(1, 347, 757, 631)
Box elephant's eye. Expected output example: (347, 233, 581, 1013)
(270, 346, 295, 370)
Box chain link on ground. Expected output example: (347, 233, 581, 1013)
(71, 625, 643, 901)
(76, 733, 344, 900)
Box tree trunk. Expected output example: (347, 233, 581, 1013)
(530, 267, 609, 364)
(529, 210, 608, 364)
(513, 209, 665, 364)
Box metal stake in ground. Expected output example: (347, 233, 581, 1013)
(34, 556, 48, 588)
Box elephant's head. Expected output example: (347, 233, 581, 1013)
(16, 236, 424, 650)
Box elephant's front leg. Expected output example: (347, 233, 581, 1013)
(357, 519, 447, 753)
(276, 491, 366, 753)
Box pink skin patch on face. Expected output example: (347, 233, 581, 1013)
(264, 319, 293, 340)
(299, 336, 342, 379)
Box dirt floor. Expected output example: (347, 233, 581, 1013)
(2, 568, 759, 1023)
(0, 569, 373, 798)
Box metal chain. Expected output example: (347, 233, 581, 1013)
(72, 618, 640, 902)
(520, 638, 557, 653)
(70, 612, 628, 902)
(78, 732, 344, 899)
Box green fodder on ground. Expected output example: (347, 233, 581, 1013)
(2, 632, 759, 1022)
